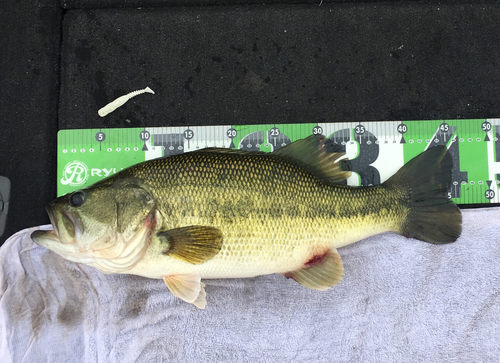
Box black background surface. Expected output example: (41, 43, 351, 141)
(2, 0, 499, 244)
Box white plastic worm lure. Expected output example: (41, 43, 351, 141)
(98, 87, 155, 117)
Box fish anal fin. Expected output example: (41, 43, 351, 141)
(163, 274, 207, 309)
(158, 226, 223, 265)
(273, 135, 351, 184)
(283, 248, 344, 291)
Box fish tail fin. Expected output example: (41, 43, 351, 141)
(383, 145, 462, 244)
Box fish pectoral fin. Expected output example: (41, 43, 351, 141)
(157, 226, 223, 265)
(282, 248, 344, 291)
(163, 274, 207, 309)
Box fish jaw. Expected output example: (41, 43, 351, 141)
(31, 229, 61, 247)
(31, 229, 96, 265)
(46, 203, 84, 246)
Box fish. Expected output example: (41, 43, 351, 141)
(32, 135, 462, 308)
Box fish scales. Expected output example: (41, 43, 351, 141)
(126, 151, 406, 279)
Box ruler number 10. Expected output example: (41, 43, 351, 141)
(140, 131, 150, 141)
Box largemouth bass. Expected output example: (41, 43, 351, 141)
(32, 135, 461, 308)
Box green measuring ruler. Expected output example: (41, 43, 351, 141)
(57, 119, 499, 206)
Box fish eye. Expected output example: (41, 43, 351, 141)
(69, 191, 86, 207)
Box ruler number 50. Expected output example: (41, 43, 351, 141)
(482, 122, 492, 132)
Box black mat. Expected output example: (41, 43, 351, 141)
(2, 0, 500, 244)
(0, 0, 61, 244)
(60, 3, 500, 130)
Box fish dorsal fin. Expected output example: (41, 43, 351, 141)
(273, 135, 351, 184)
(158, 226, 223, 265)
(282, 248, 344, 291)
(196, 135, 351, 184)
(163, 274, 207, 309)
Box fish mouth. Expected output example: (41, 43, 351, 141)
(46, 204, 82, 245)
(31, 229, 60, 246)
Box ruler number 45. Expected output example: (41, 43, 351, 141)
(439, 123, 449, 132)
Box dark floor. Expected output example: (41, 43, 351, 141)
(2, 0, 500, 244)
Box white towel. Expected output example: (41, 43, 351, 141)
(1, 207, 499, 362)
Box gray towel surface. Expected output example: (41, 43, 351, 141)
(1, 207, 499, 362)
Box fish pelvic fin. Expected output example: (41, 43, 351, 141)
(384, 145, 462, 244)
(163, 274, 207, 309)
(158, 226, 223, 264)
(282, 248, 344, 291)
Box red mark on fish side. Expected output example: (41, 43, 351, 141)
(304, 250, 328, 267)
